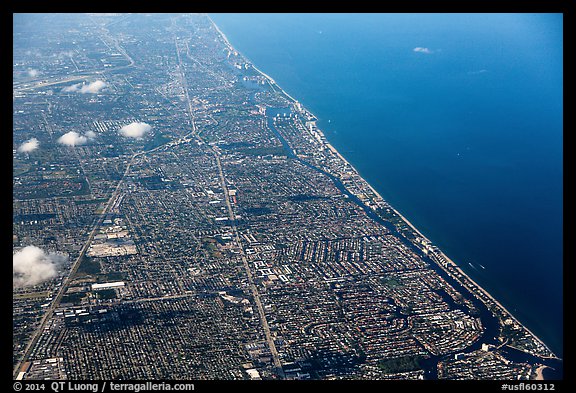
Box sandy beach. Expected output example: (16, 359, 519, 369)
(534, 365, 549, 380)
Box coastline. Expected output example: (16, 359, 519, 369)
(208, 14, 300, 105)
(208, 15, 558, 361)
(534, 365, 549, 380)
(332, 142, 557, 359)
(328, 131, 558, 359)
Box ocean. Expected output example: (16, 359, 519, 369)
(209, 13, 563, 356)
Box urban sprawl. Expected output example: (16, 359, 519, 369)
(13, 13, 558, 380)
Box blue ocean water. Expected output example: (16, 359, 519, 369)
(210, 13, 563, 356)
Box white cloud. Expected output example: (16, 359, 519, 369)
(119, 122, 151, 139)
(414, 47, 434, 54)
(28, 69, 39, 77)
(80, 80, 107, 94)
(62, 80, 106, 94)
(17, 138, 40, 153)
(62, 83, 82, 93)
(85, 130, 97, 140)
(57, 131, 88, 146)
(13, 246, 66, 288)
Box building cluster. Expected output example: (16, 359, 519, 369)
(438, 349, 532, 380)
